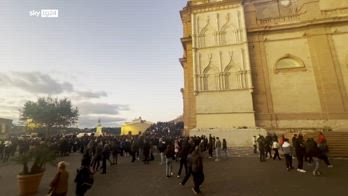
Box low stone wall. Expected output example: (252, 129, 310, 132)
(190, 128, 267, 147)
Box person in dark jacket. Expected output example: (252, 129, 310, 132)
(101, 144, 110, 174)
(143, 139, 151, 164)
(305, 138, 316, 164)
(257, 135, 266, 162)
(208, 135, 213, 158)
(165, 140, 175, 177)
(75, 164, 93, 196)
(81, 150, 92, 167)
(91, 143, 102, 172)
(191, 146, 204, 194)
(158, 138, 166, 165)
(294, 134, 306, 173)
(111, 140, 119, 165)
(180, 147, 194, 186)
(265, 134, 273, 159)
(308, 139, 321, 176)
(130, 139, 138, 163)
(222, 139, 228, 158)
(177, 138, 190, 178)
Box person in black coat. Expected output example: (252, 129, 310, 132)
(177, 138, 190, 178)
(191, 147, 204, 194)
(294, 134, 306, 172)
(143, 139, 151, 164)
(257, 135, 266, 162)
(75, 164, 93, 196)
(101, 144, 110, 174)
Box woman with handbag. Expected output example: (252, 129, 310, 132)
(49, 161, 69, 196)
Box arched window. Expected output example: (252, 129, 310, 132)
(224, 65, 239, 90)
(274, 54, 306, 73)
(203, 66, 219, 91)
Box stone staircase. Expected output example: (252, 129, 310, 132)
(304, 131, 348, 157)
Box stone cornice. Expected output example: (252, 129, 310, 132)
(181, 36, 192, 50)
(248, 16, 348, 33)
(179, 58, 187, 68)
(179, 57, 186, 68)
(192, 41, 248, 50)
(183, 0, 242, 15)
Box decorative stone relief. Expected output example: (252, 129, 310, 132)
(201, 54, 219, 91)
(224, 51, 241, 90)
(194, 12, 244, 49)
(195, 16, 216, 48)
(192, 4, 253, 92)
(255, 0, 307, 26)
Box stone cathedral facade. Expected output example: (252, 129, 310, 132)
(180, 0, 348, 135)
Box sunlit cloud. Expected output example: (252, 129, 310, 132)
(77, 102, 129, 115)
(0, 71, 128, 127)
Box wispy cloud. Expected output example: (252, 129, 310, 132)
(0, 72, 73, 94)
(0, 72, 129, 127)
(77, 102, 129, 115)
(75, 91, 108, 99)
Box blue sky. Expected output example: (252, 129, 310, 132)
(0, 0, 188, 127)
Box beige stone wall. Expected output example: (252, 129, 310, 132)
(181, 7, 196, 133)
(276, 120, 348, 130)
(190, 128, 267, 147)
(331, 26, 348, 101)
(196, 113, 256, 128)
(264, 35, 322, 113)
(245, 0, 348, 129)
(189, 1, 255, 129)
(181, 0, 348, 132)
(320, 0, 348, 10)
(196, 91, 254, 113)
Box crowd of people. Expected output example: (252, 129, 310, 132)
(1, 121, 223, 195)
(1, 123, 336, 195)
(253, 132, 333, 176)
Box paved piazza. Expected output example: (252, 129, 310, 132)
(1, 149, 347, 196)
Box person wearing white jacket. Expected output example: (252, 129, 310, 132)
(282, 139, 293, 171)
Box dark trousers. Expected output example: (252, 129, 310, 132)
(181, 167, 192, 185)
(273, 149, 281, 160)
(319, 154, 331, 165)
(253, 145, 257, 153)
(208, 148, 213, 157)
(101, 158, 107, 174)
(192, 171, 204, 193)
(178, 158, 187, 176)
(131, 152, 136, 162)
(259, 150, 265, 161)
(75, 184, 87, 196)
(285, 154, 293, 169)
(112, 153, 118, 164)
(265, 148, 272, 158)
(297, 153, 304, 169)
(92, 158, 100, 171)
